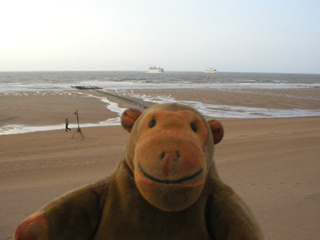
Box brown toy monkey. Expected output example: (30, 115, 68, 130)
(15, 103, 264, 240)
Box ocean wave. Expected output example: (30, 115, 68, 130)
(1, 71, 319, 92)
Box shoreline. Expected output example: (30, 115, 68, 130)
(1, 115, 320, 136)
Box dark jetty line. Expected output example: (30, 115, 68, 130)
(72, 85, 102, 90)
(95, 89, 150, 109)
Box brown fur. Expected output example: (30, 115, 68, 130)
(15, 103, 264, 240)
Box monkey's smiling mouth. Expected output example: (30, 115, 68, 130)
(138, 162, 203, 184)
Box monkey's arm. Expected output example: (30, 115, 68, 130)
(14, 179, 109, 240)
(208, 180, 264, 240)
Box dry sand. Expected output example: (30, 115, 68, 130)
(0, 88, 319, 239)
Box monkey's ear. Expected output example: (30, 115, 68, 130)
(208, 120, 224, 145)
(121, 108, 143, 132)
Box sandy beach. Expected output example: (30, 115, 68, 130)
(0, 88, 319, 239)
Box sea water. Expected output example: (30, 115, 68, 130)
(1, 71, 320, 92)
(0, 71, 319, 135)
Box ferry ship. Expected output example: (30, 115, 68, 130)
(148, 66, 164, 73)
(204, 67, 217, 73)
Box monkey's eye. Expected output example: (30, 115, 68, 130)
(149, 119, 156, 128)
(190, 122, 198, 132)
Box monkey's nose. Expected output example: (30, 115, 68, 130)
(161, 151, 181, 177)
(160, 151, 180, 160)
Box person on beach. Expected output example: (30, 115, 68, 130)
(65, 118, 71, 132)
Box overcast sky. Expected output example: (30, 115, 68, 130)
(1, 0, 319, 73)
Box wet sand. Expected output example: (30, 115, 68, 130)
(0, 88, 320, 239)
(0, 87, 319, 129)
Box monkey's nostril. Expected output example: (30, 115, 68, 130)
(176, 151, 180, 158)
(160, 152, 165, 159)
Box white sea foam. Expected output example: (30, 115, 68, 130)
(77, 81, 320, 90)
(121, 92, 320, 119)
(0, 94, 126, 135)
(0, 121, 120, 136)
(1, 81, 319, 93)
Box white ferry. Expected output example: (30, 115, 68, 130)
(148, 66, 164, 73)
(204, 67, 217, 73)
